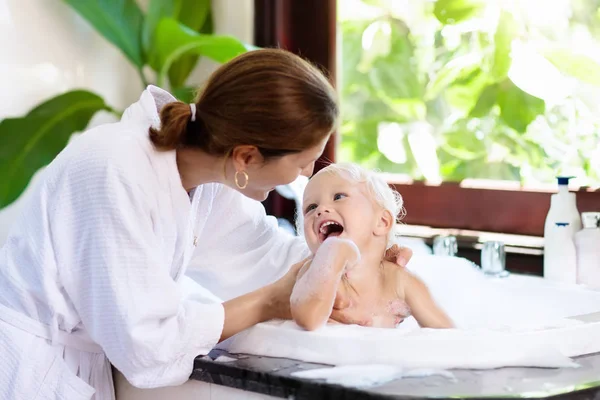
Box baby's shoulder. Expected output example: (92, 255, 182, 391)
(381, 260, 413, 292)
(382, 260, 410, 276)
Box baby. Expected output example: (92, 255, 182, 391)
(291, 163, 454, 330)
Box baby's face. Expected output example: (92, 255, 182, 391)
(302, 171, 383, 254)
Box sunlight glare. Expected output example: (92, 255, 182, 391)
(377, 122, 407, 164)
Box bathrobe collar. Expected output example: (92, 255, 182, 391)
(122, 85, 178, 130)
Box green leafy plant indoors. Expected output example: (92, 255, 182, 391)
(0, 0, 251, 209)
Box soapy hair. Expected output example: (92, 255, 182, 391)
(298, 163, 405, 248)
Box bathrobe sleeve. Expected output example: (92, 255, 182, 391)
(49, 153, 224, 389)
(187, 184, 311, 301)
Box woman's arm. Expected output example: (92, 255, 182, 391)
(186, 184, 311, 301)
(52, 155, 312, 388)
(220, 258, 307, 341)
(52, 155, 230, 389)
(290, 238, 360, 330)
(400, 269, 454, 329)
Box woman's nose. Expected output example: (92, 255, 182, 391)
(301, 162, 315, 177)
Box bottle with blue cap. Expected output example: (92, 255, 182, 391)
(543, 176, 582, 283)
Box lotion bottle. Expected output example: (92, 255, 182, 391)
(543, 177, 581, 283)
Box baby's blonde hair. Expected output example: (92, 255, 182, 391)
(298, 162, 405, 248)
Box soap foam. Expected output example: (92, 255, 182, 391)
(404, 256, 600, 331)
(290, 238, 361, 306)
(290, 242, 343, 302)
(291, 365, 403, 388)
(291, 365, 455, 388)
(290, 239, 352, 328)
(223, 255, 600, 371)
(214, 355, 237, 363)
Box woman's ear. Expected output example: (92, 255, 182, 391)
(374, 209, 394, 237)
(231, 145, 264, 171)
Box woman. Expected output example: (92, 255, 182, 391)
(0, 49, 408, 400)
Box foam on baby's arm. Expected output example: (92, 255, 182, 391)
(324, 237, 361, 267)
(291, 237, 360, 330)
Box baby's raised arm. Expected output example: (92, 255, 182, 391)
(290, 238, 360, 330)
(399, 269, 454, 329)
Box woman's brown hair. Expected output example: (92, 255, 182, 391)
(149, 48, 338, 159)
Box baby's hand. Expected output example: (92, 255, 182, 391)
(321, 237, 361, 268)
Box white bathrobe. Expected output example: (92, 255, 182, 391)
(0, 86, 309, 400)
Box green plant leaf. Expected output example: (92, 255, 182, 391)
(358, 20, 393, 72)
(452, 160, 520, 181)
(543, 48, 600, 86)
(497, 80, 545, 133)
(369, 66, 422, 100)
(143, 0, 179, 59)
(339, 120, 380, 164)
(469, 83, 498, 117)
(444, 66, 489, 113)
(176, 0, 210, 31)
(144, 0, 212, 86)
(425, 53, 482, 100)
(172, 86, 198, 103)
(433, 0, 485, 25)
(367, 19, 423, 100)
(386, 99, 427, 121)
(440, 122, 486, 161)
(64, 0, 144, 68)
(491, 11, 517, 80)
(492, 126, 548, 170)
(168, 0, 212, 88)
(152, 18, 248, 86)
(340, 20, 371, 92)
(0, 91, 109, 208)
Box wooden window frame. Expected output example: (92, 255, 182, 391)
(391, 180, 600, 237)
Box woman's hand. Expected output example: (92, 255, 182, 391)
(384, 245, 413, 268)
(265, 257, 311, 320)
(234, 245, 414, 333)
(220, 257, 311, 342)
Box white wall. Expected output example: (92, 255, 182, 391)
(0, 0, 254, 245)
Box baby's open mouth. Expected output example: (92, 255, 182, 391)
(318, 220, 344, 242)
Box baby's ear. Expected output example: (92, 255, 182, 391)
(374, 209, 394, 237)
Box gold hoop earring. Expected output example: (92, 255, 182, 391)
(235, 170, 249, 189)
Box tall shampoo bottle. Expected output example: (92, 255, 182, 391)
(543, 177, 582, 283)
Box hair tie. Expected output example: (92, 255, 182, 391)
(189, 103, 196, 122)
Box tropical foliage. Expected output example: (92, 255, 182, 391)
(0, 0, 250, 209)
(339, 0, 600, 187)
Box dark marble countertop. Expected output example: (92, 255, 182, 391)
(191, 350, 600, 399)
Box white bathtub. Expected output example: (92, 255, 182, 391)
(224, 255, 600, 370)
(116, 255, 600, 399)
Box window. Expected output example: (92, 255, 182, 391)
(255, 0, 600, 250)
(338, 0, 600, 188)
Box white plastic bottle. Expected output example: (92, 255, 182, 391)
(543, 177, 582, 283)
(575, 212, 600, 290)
